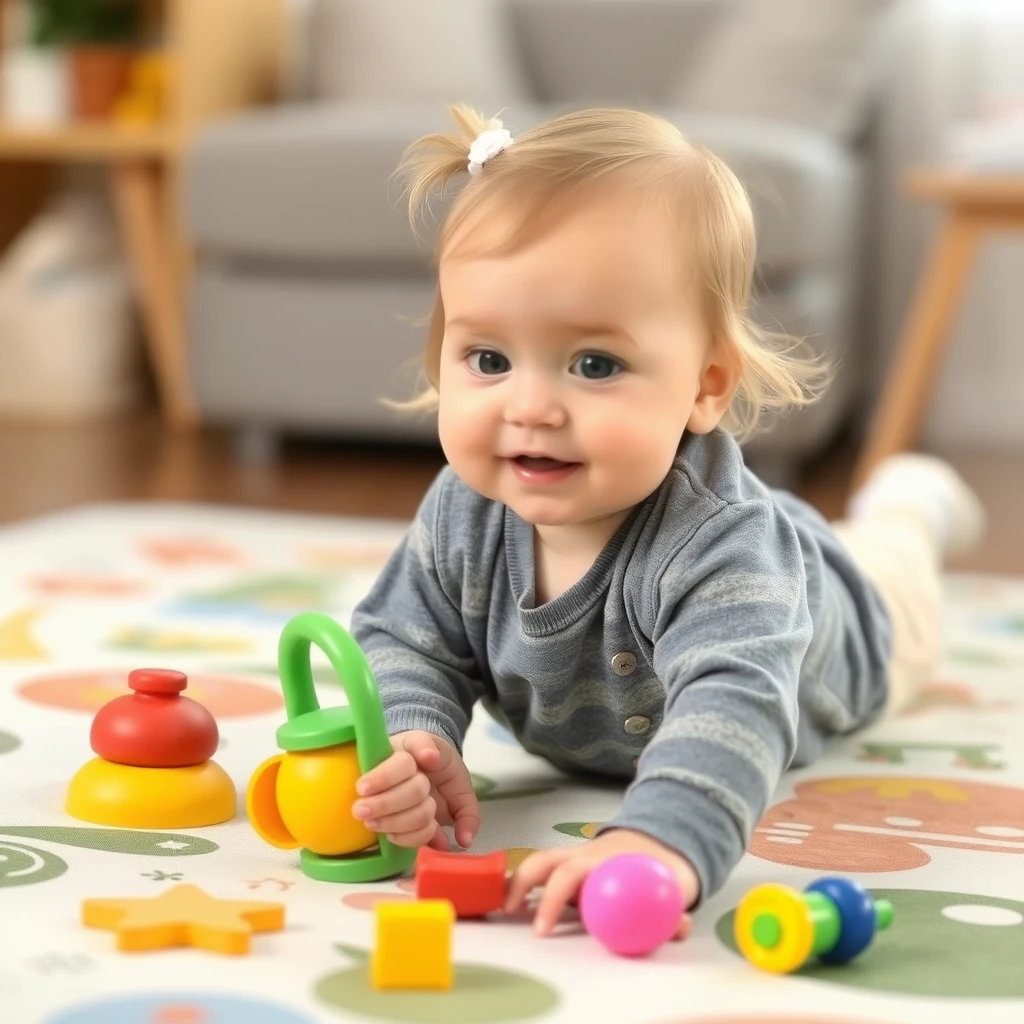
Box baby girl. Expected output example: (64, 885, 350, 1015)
(346, 105, 984, 934)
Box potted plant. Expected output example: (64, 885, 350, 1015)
(0, 0, 70, 125)
(27, 0, 141, 121)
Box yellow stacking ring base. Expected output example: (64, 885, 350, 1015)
(66, 757, 237, 829)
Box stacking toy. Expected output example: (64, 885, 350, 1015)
(246, 612, 416, 883)
(66, 668, 236, 829)
(735, 876, 894, 974)
(579, 853, 684, 957)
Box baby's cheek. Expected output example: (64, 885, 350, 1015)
(589, 411, 678, 481)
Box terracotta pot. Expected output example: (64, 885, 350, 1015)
(69, 46, 134, 121)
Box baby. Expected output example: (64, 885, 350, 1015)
(347, 105, 984, 934)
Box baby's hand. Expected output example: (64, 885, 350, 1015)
(352, 731, 481, 851)
(505, 828, 698, 938)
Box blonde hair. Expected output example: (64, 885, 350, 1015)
(387, 104, 829, 442)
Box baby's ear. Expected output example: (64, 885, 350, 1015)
(687, 341, 740, 434)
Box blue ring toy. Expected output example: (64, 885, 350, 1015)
(805, 876, 876, 964)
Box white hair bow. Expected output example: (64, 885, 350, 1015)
(467, 127, 513, 175)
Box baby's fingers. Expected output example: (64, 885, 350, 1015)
(356, 750, 417, 797)
(386, 819, 446, 849)
(395, 731, 444, 772)
(504, 849, 568, 913)
(373, 800, 437, 839)
(532, 859, 589, 936)
(353, 773, 430, 824)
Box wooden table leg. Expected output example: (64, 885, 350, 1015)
(110, 160, 198, 430)
(853, 208, 983, 490)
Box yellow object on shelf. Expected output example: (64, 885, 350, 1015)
(82, 883, 285, 955)
(371, 900, 455, 990)
(246, 745, 374, 856)
(66, 757, 236, 829)
(113, 52, 170, 127)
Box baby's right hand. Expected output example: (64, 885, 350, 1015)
(352, 731, 481, 851)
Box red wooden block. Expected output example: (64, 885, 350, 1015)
(415, 847, 508, 918)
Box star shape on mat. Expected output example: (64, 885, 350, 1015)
(81, 884, 285, 955)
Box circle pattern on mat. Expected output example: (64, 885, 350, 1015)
(0, 841, 67, 887)
(716, 889, 1024, 997)
(316, 945, 559, 1022)
(17, 670, 281, 717)
(44, 993, 314, 1023)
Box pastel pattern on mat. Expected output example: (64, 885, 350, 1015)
(0, 503, 1021, 1022)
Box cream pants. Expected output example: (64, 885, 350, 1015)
(830, 510, 944, 717)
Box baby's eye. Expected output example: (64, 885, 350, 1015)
(572, 353, 623, 380)
(468, 349, 510, 375)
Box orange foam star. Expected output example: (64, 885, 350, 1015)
(82, 884, 285, 955)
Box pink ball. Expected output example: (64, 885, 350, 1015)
(579, 853, 684, 957)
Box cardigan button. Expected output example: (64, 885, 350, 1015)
(611, 652, 636, 676)
(624, 715, 650, 735)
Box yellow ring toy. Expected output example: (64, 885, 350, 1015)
(734, 883, 815, 974)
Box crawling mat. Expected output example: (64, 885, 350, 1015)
(0, 502, 1021, 1023)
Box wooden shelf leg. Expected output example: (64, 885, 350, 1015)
(854, 208, 983, 490)
(110, 160, 198, 430)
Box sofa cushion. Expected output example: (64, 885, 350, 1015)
(671, 112, 860, 276)
(677, 0, 897, 141)
(307, 0, 529, 108)
(185, 103, 857, 278)
(184, 102, 541, 269)
(508, 0, 732, 105)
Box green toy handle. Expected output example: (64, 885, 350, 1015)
(277, 611, 392, 773)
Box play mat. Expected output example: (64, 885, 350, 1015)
(0, 500, 1022, 1024)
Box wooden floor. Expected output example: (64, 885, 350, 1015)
(0, 412, 1021, 576)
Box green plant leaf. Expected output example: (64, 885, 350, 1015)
(27, 0, 140, 46)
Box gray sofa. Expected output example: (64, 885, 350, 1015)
(183, 0, 899, 474)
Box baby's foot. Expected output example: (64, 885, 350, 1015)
(848, 453, 986, 558)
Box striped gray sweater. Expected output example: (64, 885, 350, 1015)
(349, 429, 893, 903)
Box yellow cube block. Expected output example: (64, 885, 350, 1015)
(371, 899, 455, 990)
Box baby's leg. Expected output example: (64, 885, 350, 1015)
(831, 454, 985, 717)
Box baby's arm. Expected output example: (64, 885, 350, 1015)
(350, 468, 486, 755)
(601, 498, 813, 906)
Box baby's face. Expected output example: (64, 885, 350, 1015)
(436, 184, 720, 534)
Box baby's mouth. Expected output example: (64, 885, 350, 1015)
(513, 455, 577, 471)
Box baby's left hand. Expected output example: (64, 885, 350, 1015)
(504, 828, 698, 938)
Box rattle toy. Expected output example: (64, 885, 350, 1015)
(246, 612, 416, 883)
(735, 876, 894, 973)
(579, 853, 685, 957)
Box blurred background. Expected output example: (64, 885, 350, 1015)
(0, 0, 1021, 572)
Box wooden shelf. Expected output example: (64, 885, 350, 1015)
(906, 170, 1024, 206)
(0, 123, 176, 161)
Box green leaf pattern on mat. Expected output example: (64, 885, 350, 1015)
(316, 944, 559, 1022)
(176, 574, 337, 616)
(859, 742, 1004, 770)
(471, 773, 556, 802)
(0, 729, 20, 755)
(0, 826, 218, 855)
(552, 821, 601, 840)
